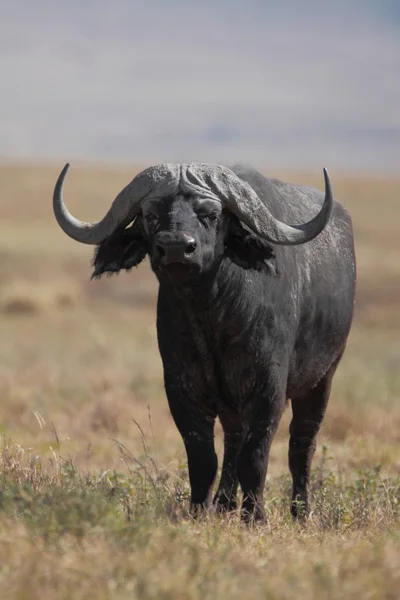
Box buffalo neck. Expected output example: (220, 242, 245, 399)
(157, 257, 277, 343)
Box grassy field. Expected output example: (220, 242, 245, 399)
(0, 162, 399, 599)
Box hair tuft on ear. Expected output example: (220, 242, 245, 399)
(91, 218, 149, 279)
(225, 215, 277, 274)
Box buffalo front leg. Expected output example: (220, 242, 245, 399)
(289, 360, 339, 519)
(165, 382, 218, 516)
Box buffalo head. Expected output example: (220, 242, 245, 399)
(53, 163, 333, 284)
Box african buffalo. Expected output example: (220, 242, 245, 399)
(53, 162, 356, 522)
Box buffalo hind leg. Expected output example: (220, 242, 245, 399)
(237, 395, 286, 523)
(289, 361, 340, 519)
(214, 429, 242, 513)
(183, 427, 218, 517)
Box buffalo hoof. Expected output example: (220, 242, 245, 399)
(291, 497, 310, 521)
(213, 491, 237, 514)
(189, 502, 214, 520)
(240, 504, 267, 525)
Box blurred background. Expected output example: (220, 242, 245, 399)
(0, 0, 399, 473)
(1, 0, 399, 170)
(1, 3, 400, 594)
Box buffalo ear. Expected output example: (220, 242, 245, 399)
(91, 217, 149, 279)
(225, 214, 277, 274)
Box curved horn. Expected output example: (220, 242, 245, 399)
(206, 166, 333, 245)
(52, 163, 177, 245)
(54, 162, 333, 247)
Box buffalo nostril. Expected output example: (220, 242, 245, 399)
(185, 242, 196, 255)
(156, 245, 166, 257)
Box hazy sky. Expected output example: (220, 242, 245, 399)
(1, 0, 399, 171)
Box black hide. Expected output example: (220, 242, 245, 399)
(93, 165, 356, 522)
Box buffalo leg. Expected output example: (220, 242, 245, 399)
(237, 394, 286, 523)
(289, 362, 338, 518)
(165, 384, 217, 515)
(213, 429, 242, 512)
(183, 426, 218, 516)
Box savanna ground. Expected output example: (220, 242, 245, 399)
(0, 162, 399, 599)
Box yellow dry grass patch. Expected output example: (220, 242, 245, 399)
(0, 279, 84, 315)
(0, 162, 399, 599)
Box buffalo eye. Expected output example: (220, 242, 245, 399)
(198, 212, 219, 225)
(144, 213, 160, 229)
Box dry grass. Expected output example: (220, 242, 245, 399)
(0, 162, 399, 598)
